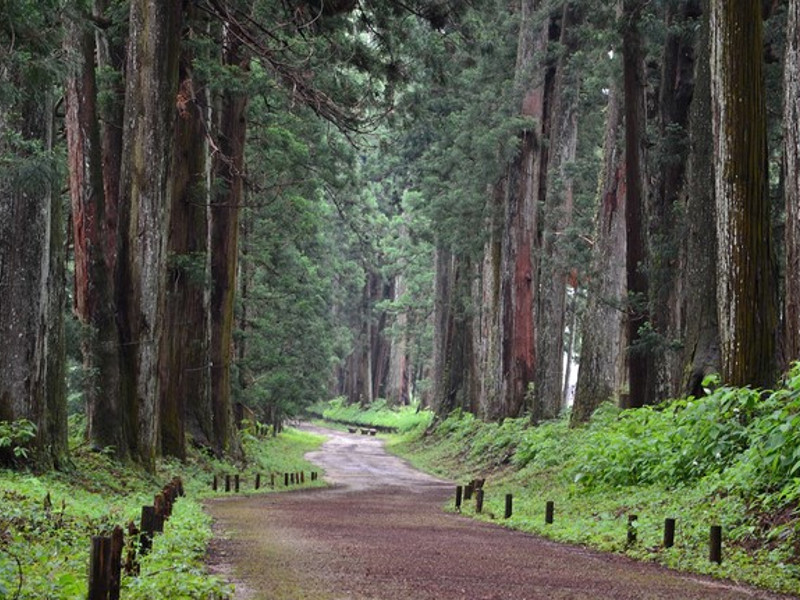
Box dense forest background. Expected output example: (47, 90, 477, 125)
(1, 0, 799, 470)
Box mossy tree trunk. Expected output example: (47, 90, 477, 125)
(116, 0, 184, 469)
(710, 0, 778, 388)
(64, 11, 127, 457)
(784, 0, 800, 366)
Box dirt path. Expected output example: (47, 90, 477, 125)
(206, 425, 795, 600)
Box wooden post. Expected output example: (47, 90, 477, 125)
(270, 472, 275, 487)
(455, 485, 463, 510)
(140, 506, 155, 555)
(109, 526, 123, 600)
(627, 514, 638, 545)
(234, 474, 240, 493)
(300, 472, 305, 484)
(154, 493, 165, 519)
(545, 501, 554, 524)
(664, 518, 675, 548)
(124, 521, 139, 576)
(88, 535, 111, 600)
(290, 473, 295, 485)
(255, 473, 261, 490)
(475, 488, 484, 514)
(504, 494, 512, 519)
(225, 474, 231, 492)
(710, 525, 722, 564)
(284, 473, 289, 486)
(464, 482, 473, 501)
(212, 475, 218, 491)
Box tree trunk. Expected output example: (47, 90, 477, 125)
(535, 2, 582, 421)
(649, 1, 697, 400)
(784, 0, 800, 366)
(0, 92, 67, 467)
(622, 0, 651, 409)
(210, 28, 248, 457)
(159, 14, 211, 458)
(679, 0, 719, 396)
(116, 0, 184, 468)
(571, 82, 627, 425)
(64, 12, 127, 456)
(710, 0, 778, 388)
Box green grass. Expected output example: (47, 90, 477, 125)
(0, 421, 326, 599)
(308, 397, 434, 432)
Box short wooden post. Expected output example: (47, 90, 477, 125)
(271, 472, 275, 487)
(545, 500, 554, 524)
(627, 514, 638, 545)
(255, 473, 261, 490)
(455, 485, 463, 510)
(234, 474, 240, 493)
(109, 526, 124, 600)
(284, 473, 289, 486)
(212, 475, 218, 491)
(664, 518, 676, 548)
(710, 525, 722, 564)
(124, 521, 139, 576)
(300, 472, 305, 484)
(504, 494, 513, 519)
(475, 488, 484, 514)
(174, 476, 185, 497)
(88, 535, 111, 600)
(154, 493, 165, 519)
(140, 506, 155, 555)
(290, 473, 295, 485)
(224, 474, 231, 492)
(464, 482, 473, 501)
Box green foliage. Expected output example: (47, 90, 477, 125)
(0, 420, 37, 463)
(312, 397, 434, 433)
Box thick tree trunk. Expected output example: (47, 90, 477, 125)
(64, 13, 127, 456)
(0, 94, 67, 467)
(535, 3, 582, 421)
(159, 19, 211, 458)
(679, 0, 719, 396)
(571, 84, 627, 425)
(622, 0, 651, 409)
(710, 0, 778, 388)
(431, 248, 478, 416)
(386, 274, 410, 406)
(210, 30, 248, 457)
(784, 0, 800, 365)
(494, 0, 552, 420)
(649, 1, 697, 400)
(116, 0, 184, 468)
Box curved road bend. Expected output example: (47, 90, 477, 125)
(206, 424, 796, 600)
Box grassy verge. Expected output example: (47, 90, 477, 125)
(0, 419, 325, 599)
(315, 388, 800, 596)
(307, 397, 434, 432)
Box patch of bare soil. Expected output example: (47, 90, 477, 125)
(206, 425, 796, 600)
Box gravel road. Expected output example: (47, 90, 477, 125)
(205, 425, 796, 600)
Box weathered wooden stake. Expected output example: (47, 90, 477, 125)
(212, 475, 218, 491)
(475, 488, 484, 514)
(225, 474, 231, 492)
(627, 514, 638, 545)
(455, 485, 463, 510)
(140, 506, 155, 555)
(710, 525, 722, 564)
(284, 473, 289, 486)
(290, 473, 296, 485)
(109, 526, 124, 600)
(271, 472, 276, 487)
(504, 494, 513, 519)
(235, 474, 240, 493)
(545, 500, 554, 524)
(300, 472, 305, 484)
(124, 521, 139, 576)
(464, 483, 473, 501)
(88, 535, 111, 600)
(664, 518, 676, 548)
(255, 473, 261, 490)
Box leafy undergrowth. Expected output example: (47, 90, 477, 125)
(0, 419, 325, 599)
(334, 372, 800, 596)
(307, 397, 434, 433)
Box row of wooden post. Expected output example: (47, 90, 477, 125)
(88, 477, 184, 600)
(454, 485, 724, 565)
(211, 471, 318, 492)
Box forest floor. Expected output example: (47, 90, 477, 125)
(205, 425, 796, 600)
